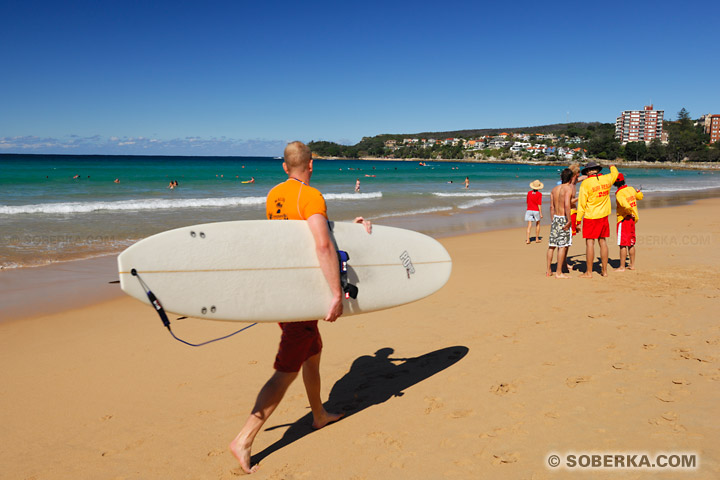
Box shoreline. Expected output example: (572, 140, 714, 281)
(4, 185, 719, 271)
(3, 191, 720, 324)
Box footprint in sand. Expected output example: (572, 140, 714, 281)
(612, 363, 630, 370)
(566, 376, 591, 388)
(699, 369, 720, 381)
(642, 343, 657, 350)
(479, 427, 505, 439)
(655, 391, 675, 403)
(648, 411, 687, 433)
(447, 409, 474, 419)
(492, 452, 518, 465)
(490, 383, 517, 395)
(207, 449, 223, 457)
(672, 378, 691, 385)
(424, 396, 444, 414)
(674, 348, 713, 363)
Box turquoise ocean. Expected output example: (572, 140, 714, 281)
(2, 154, 719, 269)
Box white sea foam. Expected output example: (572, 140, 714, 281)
(638, 184, 720, 193)
(373, 206, 453, 219)
(458, 198, 496, 209)
(0, 196, 267, 215)
(324, 192, 382, 200)
(0, 191, 384, 215)
(432, 191, 523, 198)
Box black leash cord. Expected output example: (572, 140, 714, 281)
(131, 269, 257, 347)
(166, 322, 257, 347)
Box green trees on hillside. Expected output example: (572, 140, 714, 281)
(664, 109, 709, 162)
(586, 124, 621, 160)
(308, 110, 718, 162)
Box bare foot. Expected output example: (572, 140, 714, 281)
(546, 271, 553, 277)
(526, 240, 530, 244)
(616, 267, 626, 272)
(601, 270, 608, 277)
(579, 273, 592, 278)
(229, 435, 258, 474)
(555, 273, 570, 279)
(312, 411, 344, 430)
(536, 240, 541, 243)
(627, 266, 635, 270)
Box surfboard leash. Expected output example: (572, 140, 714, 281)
(131, 269, 257, 347)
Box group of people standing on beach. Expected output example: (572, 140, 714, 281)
(524, 161, 643, 278)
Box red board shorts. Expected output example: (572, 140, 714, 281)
(582, 216, 610, 239)
(571, 212, 578, 236)
(617, 216, 637, 246)
(274, 320, 323, 372)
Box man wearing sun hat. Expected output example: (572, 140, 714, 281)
(576, 161, 619, 277)
(614, 172, 643, 271)
(525, 179, 544, 244)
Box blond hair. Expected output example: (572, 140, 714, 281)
(283, 141, 312, 173)
(569, 162, 580, 175)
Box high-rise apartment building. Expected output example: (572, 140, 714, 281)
(708, 114, 720, 144)
(615, 105, 664, 144)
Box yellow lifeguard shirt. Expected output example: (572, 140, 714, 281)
(615, 185, 644, 224)
(266, 178, 327, 221)
(577, 166, 619, 221)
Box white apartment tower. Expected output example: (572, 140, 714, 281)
(615, 105, 664, 144)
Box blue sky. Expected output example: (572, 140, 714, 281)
(2, 0, 718, 156)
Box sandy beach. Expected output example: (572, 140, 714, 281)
(2, 198, 719, 479)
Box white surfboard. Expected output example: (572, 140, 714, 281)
(118, 221, 451, 322)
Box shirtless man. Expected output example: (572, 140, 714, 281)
(229, 141, 371, 474)
(546, 169, 573, 278)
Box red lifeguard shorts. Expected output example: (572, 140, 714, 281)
(571, 212, 578, 236)
(274, 320, 323, 372)
(617, 217, 636, 246)
(582, 217, 610, 239)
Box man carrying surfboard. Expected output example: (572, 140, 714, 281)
(230, 141, 372, 474)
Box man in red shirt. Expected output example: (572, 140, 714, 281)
(230, 141, 371, 473)
(525, 180, 544, 244)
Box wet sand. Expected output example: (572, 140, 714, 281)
(1, 198, 719, 479)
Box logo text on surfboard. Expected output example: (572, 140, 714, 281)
(400, 251, 415, 278)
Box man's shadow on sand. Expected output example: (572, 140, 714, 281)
(252, 345, 469, 465)
(567, 254, 622, 273)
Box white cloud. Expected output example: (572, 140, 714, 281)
(0, 134, 289, 156)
